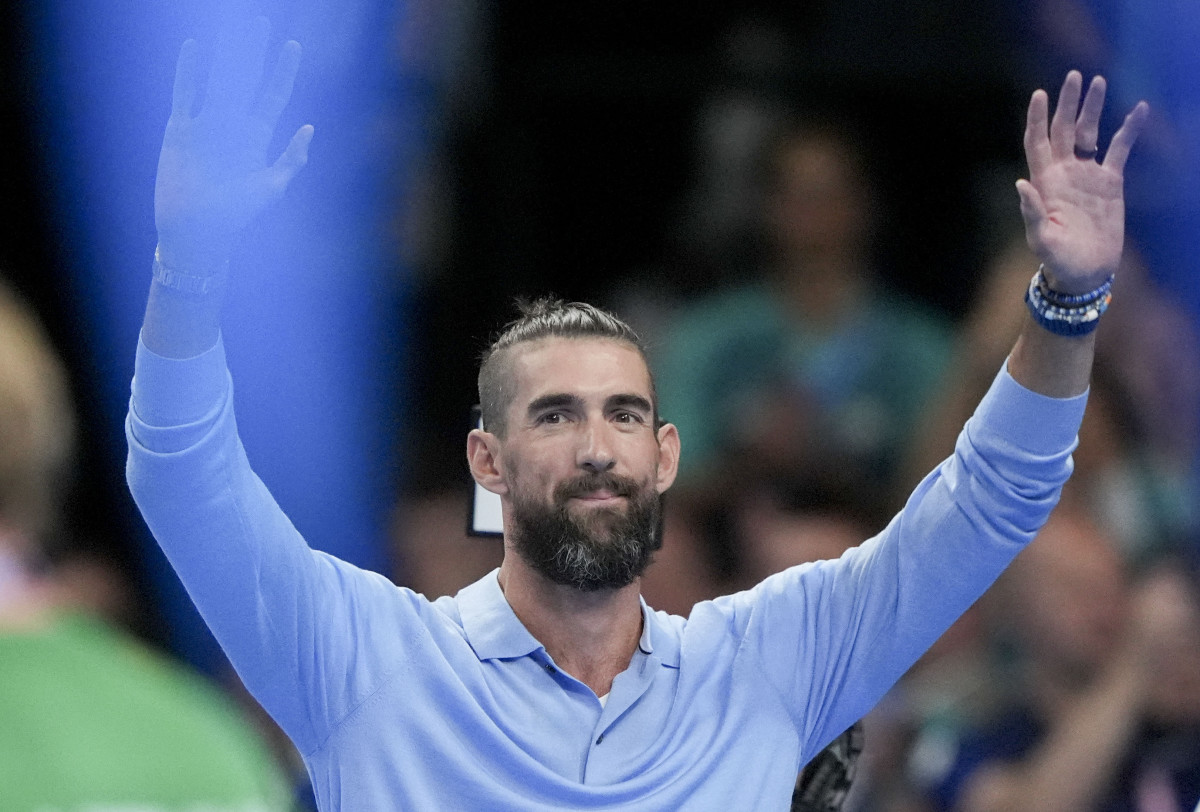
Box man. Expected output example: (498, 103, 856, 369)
(126, 18, 1147, 810)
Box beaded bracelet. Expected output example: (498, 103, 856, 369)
(1035, 265, 1114, 307)
(1024, 265, 1113, 336)
(151, 245, 229, 296)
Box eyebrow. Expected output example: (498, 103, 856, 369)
(606, 393, 654, 415)
(526, 393, 583, 418)
(525, 392, 654, 418)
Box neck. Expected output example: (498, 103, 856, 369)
(497, 556, 643, 697)
(0, 534, 56, 631)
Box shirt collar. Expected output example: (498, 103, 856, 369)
(456, 570, 542, 661)
(456, 569, 681, 668)
(639, 597, 681, 668)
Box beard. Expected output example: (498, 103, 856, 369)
(509, 470, 662, 592)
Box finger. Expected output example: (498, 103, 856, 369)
(1016, 178, 1048, 237)
(1049, 71, 1083, 158)
(266, 124, 314, 195)
(1074, 75, 1106, 155)
(255, 40, 302, 128)
(1024, 89, 1052, 177)
(171, 39, 202, 118)
(206, 16, 271, 114)
(1016, 179, 1054, 265)
(1103, 100, 1150, 174)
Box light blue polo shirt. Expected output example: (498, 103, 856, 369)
(126, 334, 1084, 809)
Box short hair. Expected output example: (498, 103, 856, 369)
(0, 281, 75, 544)
(477, 297, 655, 436)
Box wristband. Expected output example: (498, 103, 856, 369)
(1024, 265, 1113, 336)
(152, 246, 229, 296)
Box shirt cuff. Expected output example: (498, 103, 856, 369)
(131, 331, 229, 427)
(976, 360, 1088, 455)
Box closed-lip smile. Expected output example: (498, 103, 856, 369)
(572, 491, 624, 503)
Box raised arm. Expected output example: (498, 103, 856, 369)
(128, 21, 352, 751)
(142, 17, 313, 358)
(1008, 71, 1148, 397)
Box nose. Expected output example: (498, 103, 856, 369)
(578, 421, 617, 474)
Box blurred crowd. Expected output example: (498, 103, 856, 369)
(3, 0, 1200, 810)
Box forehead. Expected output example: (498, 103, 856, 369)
(507, 337, 652, 406)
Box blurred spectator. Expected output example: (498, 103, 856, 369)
(652, 119, 951, 596)
(658, 118, 950, 496)
(0, 280, 294, 811)
(905, 232, 1200, 562)
(863, 221, 1200, 812)
(921, 509, 1200, 811)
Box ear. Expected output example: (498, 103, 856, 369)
(654, 422, 681, 494)
(467, 428, 508, 496)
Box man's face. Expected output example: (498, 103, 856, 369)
(486, 338, 678, 590)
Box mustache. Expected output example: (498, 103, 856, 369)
(553, 471, 640, 501)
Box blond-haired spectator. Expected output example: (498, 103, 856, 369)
(0, 280, 296, 811)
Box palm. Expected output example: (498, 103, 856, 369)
(154, 19, 312, 269)
(1018, 72, 1148, 293)
(156, 112, 276, 247)
(1025, 159, 1125, 278)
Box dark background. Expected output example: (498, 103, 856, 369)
(403, 1, 1038, 488)
(0, 1, 1161, 645)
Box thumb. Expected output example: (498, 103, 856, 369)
(1015, 179, 1047, 232)
(263, 124, 315, 202)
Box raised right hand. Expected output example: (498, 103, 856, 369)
(1016, 71, 1148, 295)
(154, 17, 313, 272)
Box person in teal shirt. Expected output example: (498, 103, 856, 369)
(656, 122, 950, 511)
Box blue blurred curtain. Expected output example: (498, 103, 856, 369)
(25, 0, 424, 675)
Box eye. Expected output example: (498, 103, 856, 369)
(537, 411, 565, 425)
(613, 411, 645, 425)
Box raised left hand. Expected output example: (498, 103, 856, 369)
(1017, 71, 1148, 294)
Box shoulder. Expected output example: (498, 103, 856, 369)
(685, 561, 829, 640)
(865, 287, 953, 352)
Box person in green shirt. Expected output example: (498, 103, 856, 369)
(0, 280, 294, 812)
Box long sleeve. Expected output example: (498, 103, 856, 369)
(713, 362, 1087, 759)
(125, 334, 417, 756)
